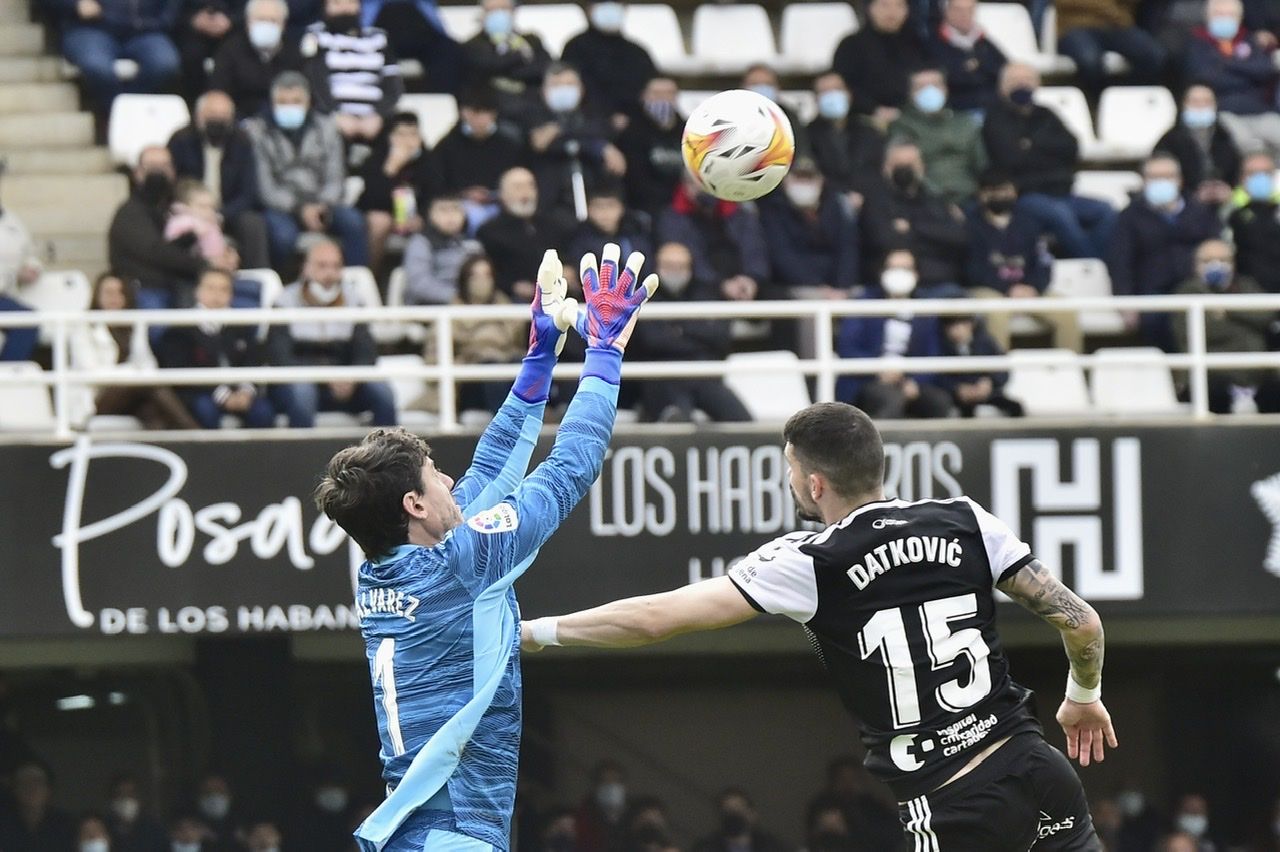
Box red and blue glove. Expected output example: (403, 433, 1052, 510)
(513, 250, 578, 403)
(576, 243, 659, 384)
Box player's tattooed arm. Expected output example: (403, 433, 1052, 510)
(997, 559, 1105, 688)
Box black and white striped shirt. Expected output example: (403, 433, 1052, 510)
(303, 23, 404, 118)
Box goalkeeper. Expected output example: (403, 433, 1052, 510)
(314, 244, 657, 852)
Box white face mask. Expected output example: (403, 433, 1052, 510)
(80, 841, 110, 852)
(595, 781, 626, 812)
(172, 843, 201, 852)
(784, 180, 822, 208)
(659, 270, 690, 293)
(881, 268, 918, 297)
(590, 1, 624, 32)
(112, 796, 141, 823)
(306, 280, 343, 303)
(1116, 791, 1144, 817)
(199, 793, 230, 821)
(1176, 814, 1208, 837)
(507, 198, 537, 218)
(315, 787, 349, 814)
(248, 20, 283, 50)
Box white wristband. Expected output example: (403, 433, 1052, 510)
(528, 617, 561, 647)
(1066, 673, 1101, 704)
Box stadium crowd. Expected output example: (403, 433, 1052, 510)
(2, 750, 1278, 852)
(3, 0, 1280, 425)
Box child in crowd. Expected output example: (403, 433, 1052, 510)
(401, 195, 481, 305)
(164, 179, 227, 263)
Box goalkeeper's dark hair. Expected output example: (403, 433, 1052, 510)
(314, 428, 431, 559)
(783, 402, 883, 498)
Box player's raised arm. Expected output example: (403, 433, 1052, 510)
(450, 250, 578, 515)
(523, 576, 759, 650)
(997, 559, 1118, 768)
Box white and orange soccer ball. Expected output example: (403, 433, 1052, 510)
(681, 89, 796, 202)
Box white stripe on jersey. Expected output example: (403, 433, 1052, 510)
(906, 796, 940, 852)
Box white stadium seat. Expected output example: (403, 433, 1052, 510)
(108, 94, 190, 166)
(385, 267, 428, 343)
(1095, 86, 1178, 160)
(677, 89, 714, 121)
(724, 350, 811, 422)
(1003, 349, 1092, 416)
(398, 94, 458, 147)
(23, 270, 91, 345)
(778, 90, 818, 125)
(1073, 170, 1142, 209)
(236, 267, 284, 340)
(976, 2, 1069, 74)
(376, 353, 438, 428)
(779, 3, 859, 74)
(513, 4, 588, 56)
(1033, 86, 1107, 160)
(0, 362, 55, 431)
(1040, 5, 1130, 76)
(690, 5, 778, 75)
(439, 5, 481, 42)
(343, 266, 402, 345)
(1090, 347, 1183, 414)
(623, 4, 695, 74)
(1047, 258, 1126, 336)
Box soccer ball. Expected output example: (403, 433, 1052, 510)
(681, 89, 796, 202)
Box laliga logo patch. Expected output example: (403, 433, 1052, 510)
(468, 504, 520, 534)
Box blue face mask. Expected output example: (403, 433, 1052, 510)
(1207, 15, 1239, 40)
(1143, 178, 1180, 207)
(590, 1, 624, 33)
(273, 103, 306, 130)
(913, 84, 946, 114)
(1202, 260, 1232, 289)
(1182, 107, 1216, 129)
(747, 83, 778, 103)
(1245, 171, 1274, 201)
(817, 89, 849, 120)
(546, 84, 581, 113)
(484, 8, 513, 37)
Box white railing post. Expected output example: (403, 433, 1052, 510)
(51, 316, 71, 439)
(434, 314, 457, 431)
(815, 305, 836, 402)
(1187, 302, 1210, 419)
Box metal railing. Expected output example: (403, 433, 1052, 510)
(3, 293, 1280, 437)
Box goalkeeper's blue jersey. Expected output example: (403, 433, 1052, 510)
(353, 380, 618, 852)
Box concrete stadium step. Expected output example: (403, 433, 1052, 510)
(0, 56, 67, 83)
(0, 24, 46, 57)
(37, 233, 110, 268)
(4, 173, 128, 234)
(3, 147, 113, 175)
(0, 82, 80, 114)
(0, 0, 32, 21)
(0, 111, 94, 148)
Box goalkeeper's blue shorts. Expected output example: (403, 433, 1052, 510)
(421, 829, 494, 852)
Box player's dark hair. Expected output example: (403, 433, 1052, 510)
(783, 403, 884, 498)
(314, 428, 431, 559)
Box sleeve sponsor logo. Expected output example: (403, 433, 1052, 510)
(467, 503, 520, 534)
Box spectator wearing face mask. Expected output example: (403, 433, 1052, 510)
(356, 111, 436, 276)
(463, 0, 552, 121)
(77, 815, 112, 852)
(1153, 84, 1240, 209)
(983, 62, 1116, 259)
(209, 0, 305, 119)
(575, 761, 628, 852)
(1173, 238, 1278, 412)
(833, 0, 927, 128)
(806, 73, 887, 196)
(477, 167, 569, 301)
(889, 66, 986, 203)
(268, 239, 397, 427)
(523, 63, 626, 224)
(617, 77, 685, 219)
(621, 798, 673, 852)
(402, 195, 482, 305)
(836, 248, 952, 417)
(169, 90, 270, 271)
(758, 157, 860, 297)
(927, 0, 1006, 115)
(244, 819, 283, 852)
(1169, 794, 1222, 852)
(302, 0, 404, 144)
(966, 169, 1082, 351)
(561, 1, 657, 127)
(431, 86, 526, 231)
(1108, 152, 1222, 350)
(1227, 151, 1280, 293)
(1160, 831, 1203, 852)
(1113, 784, 1162, 852)
(167, 815, 206, 852)
(657, 173, 771, 304)
(629, 241, 750, 423)
(104, 774, 167, 852)
(692, 789, 786, 852)
(0, 760, 76, 851)
(108, 146, 210, 310)
(287, 771, 351, 852)
(539, 807, 579, 852)
(191, 775, 240, 849)
(740, 64, 808, 156)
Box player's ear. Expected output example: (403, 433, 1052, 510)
(808, 472, 824, 502)
(402, 490, 428, 519)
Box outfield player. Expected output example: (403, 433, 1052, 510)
(523, 402, 1118, 852)
(315, 244, 656, 852)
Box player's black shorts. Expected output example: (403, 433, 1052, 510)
(896, 732, 1101, 852)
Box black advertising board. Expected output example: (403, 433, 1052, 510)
(1, 423, 1278, 637)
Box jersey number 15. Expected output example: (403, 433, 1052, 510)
(857, 593, 993, 729)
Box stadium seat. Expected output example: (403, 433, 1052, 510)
(1046, 258, 1126, 336)
(1090, 346, 1183, 414)
(398, 94, 458, 147)
(1094, 86, 1178, 160)
(623, 5, 695, 74)
(1032, 87, 1103, 159)
(439, 5, 481, 41)
(723, 350, 811, 422)
(690, 5, 779, 75)
(778, 3, 859, 74)
(778, 90, 818, 125)
(0, 362, 55, 431)
(1003, 349, 1092, 416)
(976, 2, 1069, 74)
(344, 265, 403, 345)
(23, 270, 91, 345)
(513, 4, 588, 56)
(107, 94, 191, 166)
(385, 267, 428, 344)
(376, 353, 438, 427)
(1073, 170, 1142, 209)
(236, 267, 284, 339)
(677, 89, 713, 120)
(1039, 5, 1130, 75)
